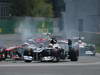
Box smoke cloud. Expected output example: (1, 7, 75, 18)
(16, 17, 36, 42)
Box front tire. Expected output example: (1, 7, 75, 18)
(52, 57, 60, 62)
(71, 57, 78, 61)
(24, 60, 32, 63)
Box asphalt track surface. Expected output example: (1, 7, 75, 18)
(0, 54, 100, 75)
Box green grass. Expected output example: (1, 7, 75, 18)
(96, 46, 100, 53)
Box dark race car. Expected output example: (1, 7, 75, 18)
(22, 35, 79, 62)
(23, 39, 79, 62)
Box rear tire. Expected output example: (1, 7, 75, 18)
(71, 57, 78, 61)
(69, 49, 78, 61)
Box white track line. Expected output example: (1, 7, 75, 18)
(0, 61, 100, 67)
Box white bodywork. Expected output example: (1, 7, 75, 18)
(24, 56, 33, 60)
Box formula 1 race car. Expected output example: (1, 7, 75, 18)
(85, 44, 96, 56)
(23, 39, 79, 62)
(5, 46, 24, 60)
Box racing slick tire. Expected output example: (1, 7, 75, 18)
(69, 49, 79, 61)
(24, 60, 32, 63)
(52, 57, 60, 62)
(70, 57, 78, 61)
